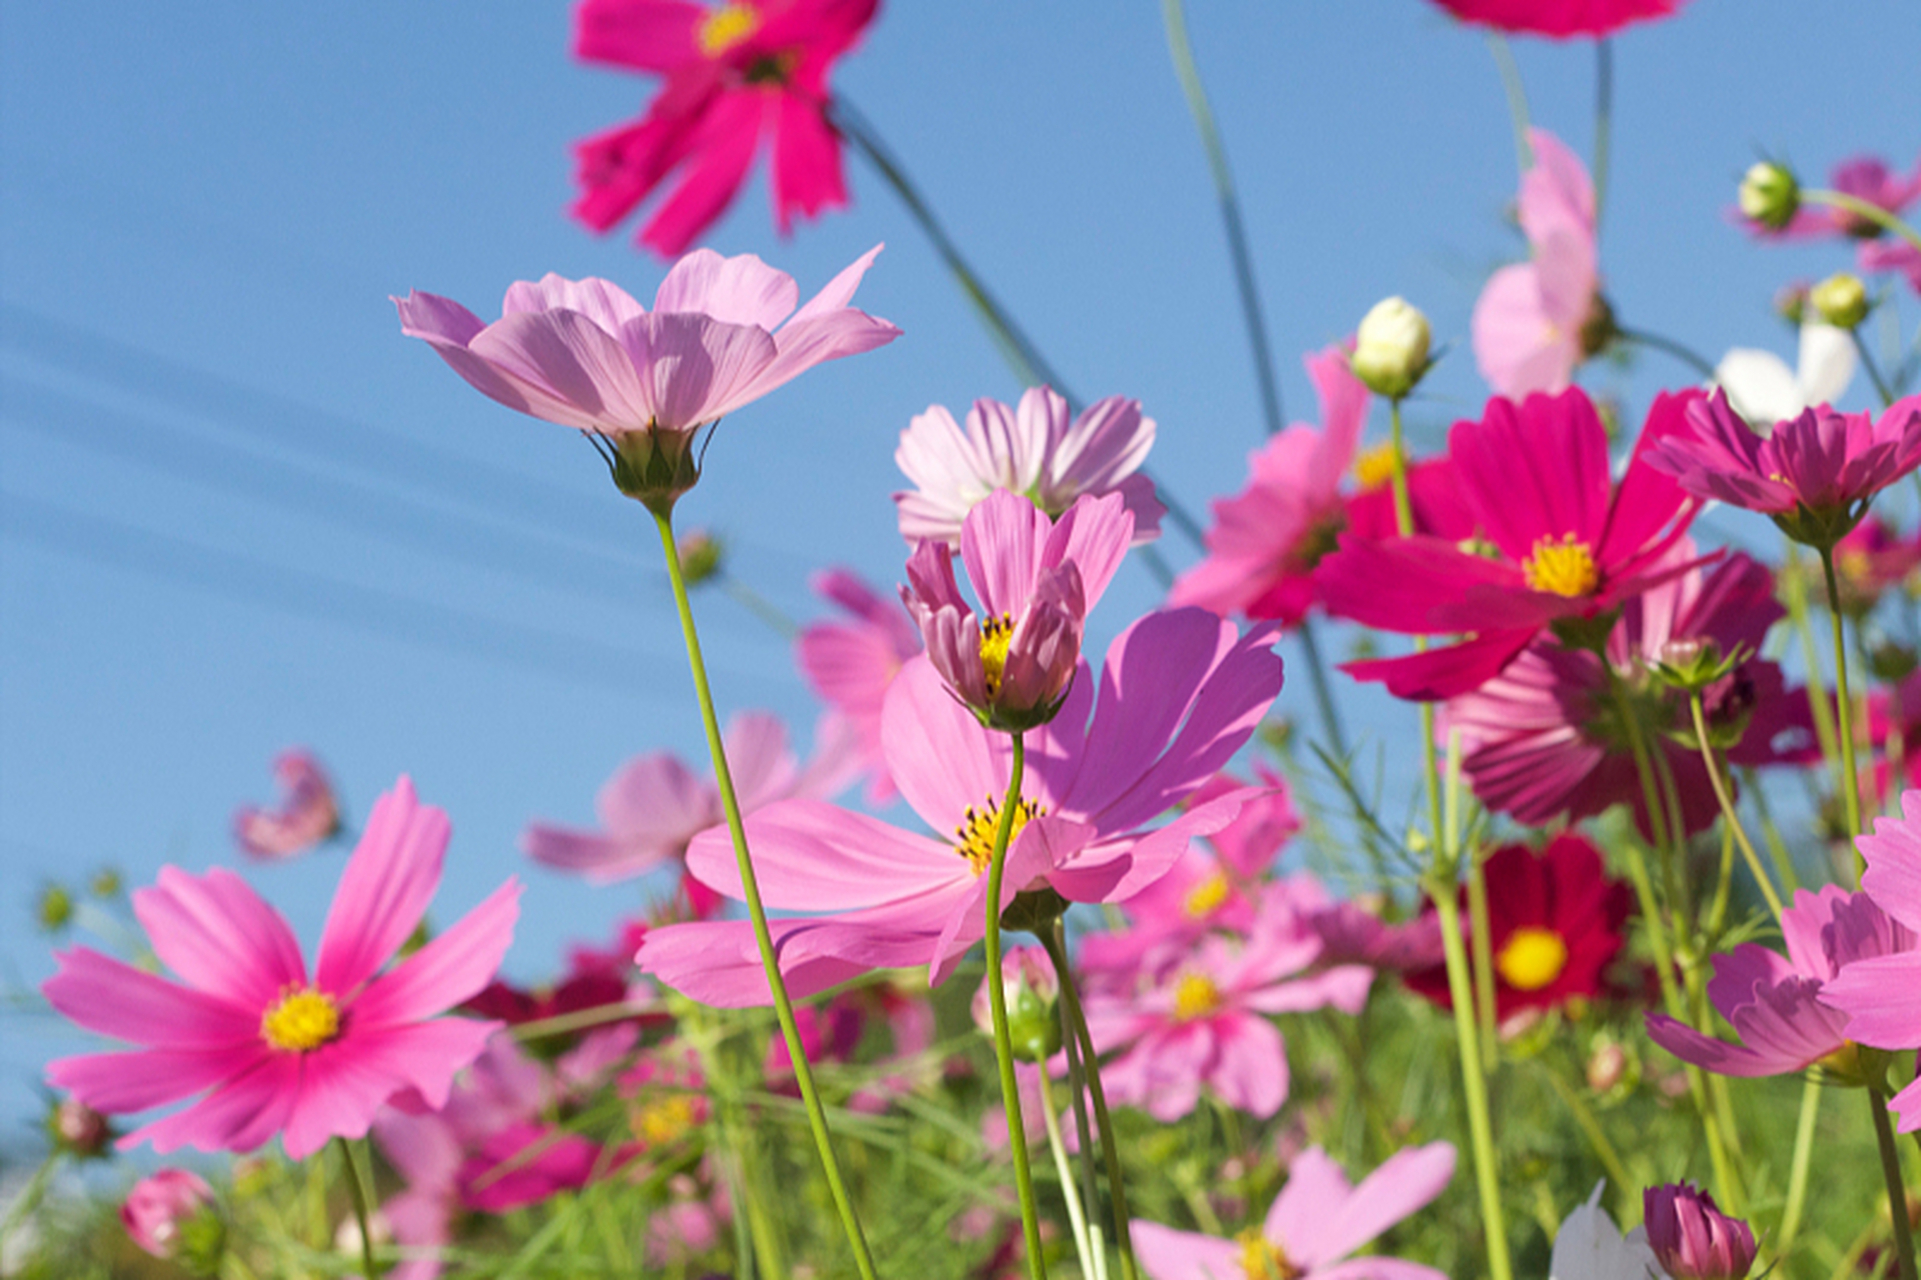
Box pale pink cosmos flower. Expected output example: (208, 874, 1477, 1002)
(397, 248, 900, 505)
(894, 386, 1165, 547)
(1821, 790, 1921, 1129)
(903, 490, 1134, 730)
(1473, 128, 1603, 398)
(795, 567, 923, 803)
(1118, 767, 1299, 944)
(638, 607, 1285, 1005)
(1133, 1141, 1455, 1280)
(233, 749, 341, 861)
(122, 1169, 217, 1262)
(45, 778, 521, 1160)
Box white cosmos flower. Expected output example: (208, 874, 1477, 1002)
(1714, 319, 1856, 425)
(1550, 1183, 1668, 1280)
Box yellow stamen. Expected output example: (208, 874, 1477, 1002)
(635, 1093, 701, 1147)
(1351, 442, 1401, 492)
(697, 4, 760, 56)
(1183, 872, 1231, 919)
(1171, 973, 1223, 1023)
(1522, 534, 1599, 598)
(1236, 1228, 1306, 1280)
(260, 988, 341, 1052)
(978, 613, 1015, 699)
(1495, 926, 1569, 991)
(953, 794, 1041, 875)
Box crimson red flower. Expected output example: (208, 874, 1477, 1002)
(1427, 0, 1686, 38)
(1404, 835, 1632, 1020)
(572, 0, 879, 256)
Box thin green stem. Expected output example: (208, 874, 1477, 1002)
(720, 572, 799, 640)
(1387, 399, 1448, 857)
(510, 999, 655, 1042)
(0, 1154, 56, 1260)
(1820, 545, 1866, 846)
(1804, 190, 1921, 256)
(1296, 614, 1349, 758)
(1429, 889, 1513, 1280)
(1058, 988, 1106, 1277)
(1466, 851, 1499, 1072)
(983, 733, 1048, 1280)
(1618, 326, 1718, 380)
(1592, 39, 1613, 237)
(1535, 1060, 1630, 1193)
(1036, 1066, 1095, 1278)
(1784, 551, 1845, 783)
(1485, 33, 1534, 177)
(1688, 692, 1786, 919)
(1855, 329, 1898, 408)
(652, 507, 878, 1280)
(1777, 1075, 1823, 1264)
(1869, 1087, 1920, 1280)
(337, 1137, 382, 1280)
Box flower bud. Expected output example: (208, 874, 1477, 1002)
(676, 529, 725, 586)
(1774, 281, 1810, 327)
(1739, 161, 1800, 232)
(971, 946, 1061, 1063)
(1644, 1183, 1757, 1280)
(123, 1171, 225, 1275)
(1350, 297, 1432, 400)
(35, 884, 73, 932)
(1810, 272, 1870, 330)
(89, 867, 122, 899)
(47, 1096, 112, 1159)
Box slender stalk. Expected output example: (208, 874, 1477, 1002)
(1036, 1067, 1096, 1278)
(1687, 693, 1786, 919)
(652, 508, 878, 1280)
(720, 572, 799, 640)
(1296, 614, 1349, 757)
(1429, 889, 1513, 1280)
(0, 1154, 56, 1260)
(1485, 33, 1534, 176)
(1466, 852, 1499, 1073)
(983, 733, 1048, 1280)
(1819, 546, 1866, 846)
(1617, 327, 1718, 380)
(1387, 398, 1448, 854)
(1592, 40, 1613, 236)
(1535, 1060, 1630, 1194)
(337, 1137, 382, 1280)
(1776, 1076, 1823, 1263)
(1160, 0, 1285, 436)
(1869, 1087, 1920, 1280)
(1058, 988, 1106, 1276)
(1855, 330, 1898, 408)
(1803, 190, 1921, 256)
(1783, 551, 1845, 782)
(510, 999, 655, 1042)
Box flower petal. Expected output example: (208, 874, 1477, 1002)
(316, 777, 451, 999)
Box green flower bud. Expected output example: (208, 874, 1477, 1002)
(972, 946, 1061, 1063)
(1810, 272, 1870, 330)
(1738, 161, 1800, 231)
(676, 529, 725, 585)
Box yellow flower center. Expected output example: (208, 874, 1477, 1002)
(1495, 927, 1569, 991)
(260, 987, 341, 1052)
(1237, 1228, 1305, 1280)
(953, 794, 1041, 875)
(1182, 872, 1231, 919)
(978, 613, 1015, 699)
(1171, 973, 1223, 1022)
(1351, 441, 1401, 492)
(697, 4, 761, 56)
(1522, 534, 1599, 598)
(635, 1093, 702, 1147)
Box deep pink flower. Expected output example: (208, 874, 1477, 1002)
(637, 607, 1285, 1005)
(1428, 0, 1684, 37)
(571, 0, 879, 256)
(45, 778, 521, 1160)
(894, 386, 1166, 547)
(1648, 885, 1910, 1078)
(1321, 388, 1704, 700)
(1472, 128, 1604, 398)
(1133, 1142, 1455, 1280)
(122, 1170, 218, 1262)
(233, 749, 342, 861)
(903, 490, 1133, 730)
(796, 567, 923, 803)
(1647, 389, 1921, 547)
(1644, 1184, 1757, 1280)
(1446, 546, 1812, 838)
(1821, 790, 1921, 1130)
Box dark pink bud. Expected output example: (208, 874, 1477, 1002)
(1644, 1182, 1756, 1280)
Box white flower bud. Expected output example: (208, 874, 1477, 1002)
(1351, 297, 1432, 400)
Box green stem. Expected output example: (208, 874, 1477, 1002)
(337, 1137, 382, 1280)
(720, 572, 799, 640)
(652, 507, 878, 1280)
(1036, 1066, 1095, 1278)
(1688, 693, 1786, 919)
(1870, 1087, 1920, 1280)
(1819, 545, 1866, 847)
(1296, 614, 1349, 758)
(1535, 1060, 1630, 1194)
(1592, 39, 1613, 237)
(1855, 329, 1898, 409)
(1429, 889, 1513, 1280)
(1784, 551, 1845, 783)
(1466, 850, 1499, 1072)
(0, 1154, 56, 1259)
(1777, 1075, 1823, 1263)
(1618, 327, 1718, 380)
(1485, 33, 1533, 177)
(1387, 399, 1448, 857)
(1058, 987, 1106, 1278)
(510, 999, 655, 1042)
(1804, 190, 1921, 257)
(983, 733, 1048, 1280)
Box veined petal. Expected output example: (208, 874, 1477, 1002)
(350, 879, 521, 1030)
(316, 777, 450, 1000)
(132, 866, 306, 1012)
(683, 798, 969, 910)
(651, 249, 798, 329)
(44, 947, 257, 1050)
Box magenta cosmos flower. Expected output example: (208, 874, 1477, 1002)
(1647, 389, 1921, 548)
(44, 778, 521, 1160)
(1320, 388, 1703, 700)
(638, 607, 1285, 1005)
(894, 385, 1166, 547)
(232, 748, 342, 861)
(1647, 884, 1909, 1079)
(1645, 1184, 1756, 1280)
(1133, 1141, 1455, 1280)
(903, 489, 1133, 730)
(1821, 790, 1921, 1129)
(572, 0, 879, 256)
(1427, 0, 1685, 37)
(1472, 128, 1606, 399)
(396, 248, 900, 506)
(796, 567, 923, 803)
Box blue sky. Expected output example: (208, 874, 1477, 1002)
(2, 1, 1916, 1144)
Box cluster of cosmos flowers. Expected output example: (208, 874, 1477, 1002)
(23, 0, 1921, 1278)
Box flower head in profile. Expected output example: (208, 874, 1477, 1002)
(1473, 128, 1609, 397)
(1428, 0, 1685, 37)
(572, 0, 880, 256)
(45, 778, 521, 1160)
(894, 386, 1165, 547)
(233, 749, 342, 861)
(1821, 790, 1921, 1130)
(903, 490, 1133, 731)
(795, 568, 923, 802)
(1133, 1142, 1455, 1280)
(396, 247, 899, 511)
(1755, 152, 1921, 244)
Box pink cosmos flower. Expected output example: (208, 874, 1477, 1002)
(904, 489, 1133, 730)
(1119, 767, 1299, 943)
(1760, 153, 1921, 243)
(1647, 389, 1921, 547)
(233, 749, 342, 861)
(1820, 791, 1921, 1129)
(1428, 0, 1683, 37)
(1647, 884, 1910, 1078)
(571, 0, 879, 256)
(1133, 1141, 1455, 1280)
(796, 568, 923, 802)
(122, 1170, 218, 1262)
(396, 248, 899, 504)
(894, 386, 1166, 547)
(1446, 546, 1811, 838)
(44, 778, 521, 1160)
(637, 606, 1285, 1005)
(1320, 388, 1703, 700)
(1473, 128, 1605, 398)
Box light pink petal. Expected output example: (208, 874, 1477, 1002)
(1264, 1146, 1353, 1251)
(350, 880, 522, 1030)
(652, 249, 798, 328)
(1859, 792, 1921, 934)
(1301, 347, 1369, 495)
(1824, 951, 1921, 1050)
(1132, 1220, 1242, 1280)
(883, 656, 1014, 832)
(48, 1044, 263, 1114)
(1519, 128, 1596, 245)
(787, 244, 886, 326)
(124, 1052, 302, 1155)
(1472, 263, 1576, 398)
(1049, 491, 1134, 614)
(43, 947, 257, 1049)
(521, 825, 673, 883)
(469, 309, 657, 430)
(132, 866, 306, 1011)
(1209, 1015, 1288, 1118)
(398, 293, 632, 432)
(926, 816, 1078, 987)
(317, 777, 450, 999)
(620, 310, 782, 429)
(502, 274, 648, 332)
(962, 490, 1050, 620)
(724, 711, 801, 810)
(683, 798, 967, 910)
